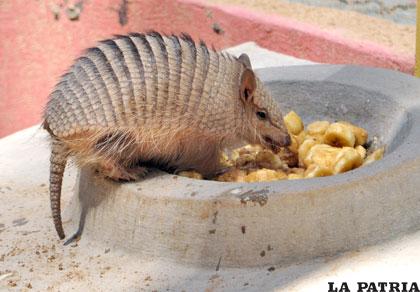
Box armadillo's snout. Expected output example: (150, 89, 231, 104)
(263, 133, 291, 152)
(282, 134, 291, 147)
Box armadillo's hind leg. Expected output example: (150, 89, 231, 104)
(126, 165, 148, 179)
(94, 131, 147, 181)
(97, 161, 148, 182)
(50, 139, 69, 240)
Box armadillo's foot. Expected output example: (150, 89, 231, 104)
(97, 162, 148, 182)
(213, 167, 232, 177)
(124, 166, 148, 180)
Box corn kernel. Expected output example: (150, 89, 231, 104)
(324, 123, 356, 147)
(363, 147, 385, 166)
(284, 111, 304, 135)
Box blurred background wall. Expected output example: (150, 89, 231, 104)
(287, 0, 416, 25)
(0, 0, 415, 137)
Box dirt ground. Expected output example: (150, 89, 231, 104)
(207, 0, 416, 56)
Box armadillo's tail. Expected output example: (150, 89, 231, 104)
(49, 139, 68, 240)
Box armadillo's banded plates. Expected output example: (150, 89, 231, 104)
(44, 32, 245, 138)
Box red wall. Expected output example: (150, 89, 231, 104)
(0, 0, 414, 137)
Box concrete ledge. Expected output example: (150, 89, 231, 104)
(1, 65, 420, 290)
(66, 65, 420, 268)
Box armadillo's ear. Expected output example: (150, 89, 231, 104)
(240, 68, 256, 103)
(238, 53, 252, 69)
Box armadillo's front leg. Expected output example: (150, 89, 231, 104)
(97, 161, 148, 182)
(193, 149, 225, 179)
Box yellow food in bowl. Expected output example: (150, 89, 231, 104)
(178, 111, 385, 182)
(324, 123, 356, 147)
(284, 111, 304, 135)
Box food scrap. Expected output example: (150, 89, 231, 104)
(179, 111, 384, 182)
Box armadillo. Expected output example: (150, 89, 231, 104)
(43, 32, 291, 240)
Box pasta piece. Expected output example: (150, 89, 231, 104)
(245, 169, 288, 182)
(303, 144, 341, 170)
(338, 121, 368, 146)
(363, 147, 385, 166)
(217, 169, 247, 182)
(355, 145, 367, 160)
(284, 111, 304, 135)
(307, 121, 330, 135)
(334, 147, 363, 174)
(324, 123, 356, 147)
(178, 171, 203, 180)
(298, 139, 319, 166)
(304, 164, 333, 178)
(256, 150, 285, 170)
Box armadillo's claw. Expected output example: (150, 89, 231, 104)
(63, 231, 81, 246)
(98, 163, 148, 182)
(116, 166, 148, 182)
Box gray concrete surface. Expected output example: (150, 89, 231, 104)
(1, 125, 420, 291)
(1, 44, 420, 291)
(68, 65, 420, 269)
(286, 0, 417, 24)
(225, 42, 315, 68)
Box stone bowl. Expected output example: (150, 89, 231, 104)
(66, 65, 420, 268)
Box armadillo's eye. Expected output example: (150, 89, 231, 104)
(244, 89, 250, 100)
(256, 111, 267, 120)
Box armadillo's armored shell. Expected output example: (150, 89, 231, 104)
(44, 32, 245, 138)
(43, 32, 260, 241)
